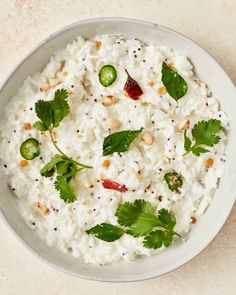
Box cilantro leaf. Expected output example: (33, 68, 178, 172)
(157, 208, 176, 230)
(183, 119, 222, 156)
(50, 89, 69, 127)
(116, 200, 159, 237)
(86, 223, 125, 242)
(161, 62, 188, 101)
(103, 128, 143, 156)
(54, 175, 76, 203)
(126, 213, 159, 237)
(35, 100, 53, 130)
(191, 146, 209, 156)
(34, 89, 69, 130)
(116, 199, 155, 227)
(143, 230, 174, 249)
(40, 154, 63, 177)
(56, 161, 71, 175)
(33, 120, 47, 131)
(184, 130, 191, 151)
(192, 119, 221, 146)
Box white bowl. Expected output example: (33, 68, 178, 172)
(0, 18, 235, 282)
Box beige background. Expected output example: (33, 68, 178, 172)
(0, 0, 235, 294)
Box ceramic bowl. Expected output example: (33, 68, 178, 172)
(0, 18, 235, 282)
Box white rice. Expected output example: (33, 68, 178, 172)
(0, 35, 229, 265)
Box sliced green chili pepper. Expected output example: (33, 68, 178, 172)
(164, 171, 183, 191)
(20, 138, 40, 160)
(99, 65, 117, 87)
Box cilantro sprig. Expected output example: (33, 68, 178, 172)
(183, 119, 222, 156)
(86, 199, 181, 250)
(33, 89, 92, 202)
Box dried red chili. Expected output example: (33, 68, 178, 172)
(124, 69, 143, 100)
(101, 179, 128, 192)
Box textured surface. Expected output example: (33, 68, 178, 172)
(0, 0, 235, 294)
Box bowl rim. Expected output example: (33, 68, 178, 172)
(0, 17, 235, 282)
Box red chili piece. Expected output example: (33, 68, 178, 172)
(101, 179, 128, 192)
(124, 69, 143, 100)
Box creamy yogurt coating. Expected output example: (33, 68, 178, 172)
(0, 35, 229, 265)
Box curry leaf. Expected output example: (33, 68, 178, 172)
(86, 223, 125, 242)
(103, 128, 143, 156)
(161, 62, 188, 101)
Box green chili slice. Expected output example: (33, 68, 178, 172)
(20, 138, 40, 160)
(99, 65, 117, 87)
(164, 171, 183, 191)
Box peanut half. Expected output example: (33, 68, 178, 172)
(102, 95, 117, 106)
(110, 118, 121, 129)
(141, 132, 154, 145)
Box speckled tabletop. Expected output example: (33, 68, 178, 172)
(0, 1, 235, 294)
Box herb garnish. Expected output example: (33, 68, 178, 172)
(161, 62, 188, 101)
(86, 223, 125, 242)
(164, 171, 183, 191)
(103, 128, 143, 156)
(86, 199, 181, 249)
(183, 119, 222, 156)
(33, 89, 92, 202)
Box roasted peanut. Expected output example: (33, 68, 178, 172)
(110, 118, 121, 129)
(141, 132, 154, 145)
(102, 95, 117, 106)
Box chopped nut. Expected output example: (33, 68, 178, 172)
(163, 157, 171, 164)
(110, 118, 121, 129)
(167, 63, 175, 70)
(205, 158, 214, 168)
(141, 132, 154, 145)
(195, 79, 202, 86)
(147, 81, 154, 87)
(49, 78, 61, 87)
(68, 90, 73, 95)
(63, 71, 68, 77)
(102, 159, 110, 169)
(178, 119, 190, 131)
(190, 216, 197, 224)
(157, 86, 166, 95)
(19, 159, 28, 167)
(95, 41, 102, 49)
(141, 102, 149, 106)
(35, 202, 49, 214)
(22, 123, 32, 130)
(102, 95, 117, 106)
(40, 82, 50, 92)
